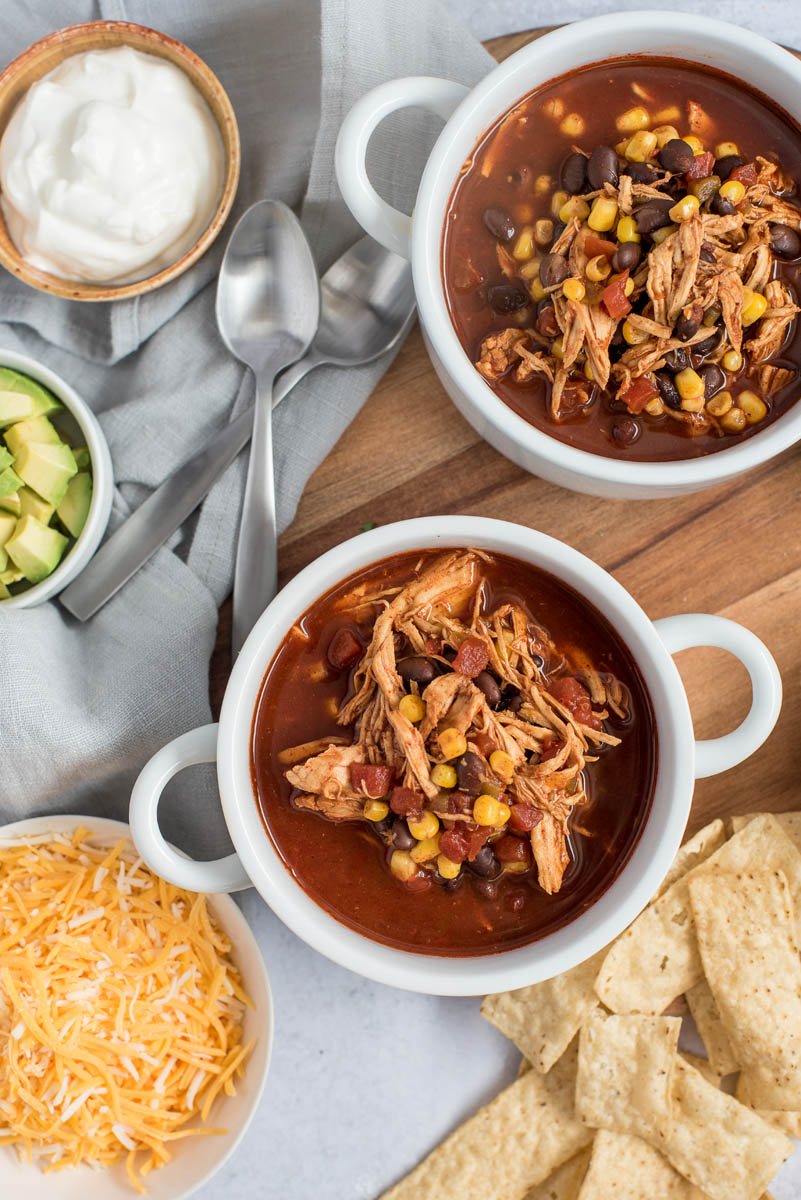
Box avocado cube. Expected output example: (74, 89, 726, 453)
(0, 447, 12, 472)
(0, 391, 34, 428)
(0, 491, 21, 516)
(6, 515, 68, 583)
(14, 441, 77, 506)
(73, 447, 91, 470)
(0, 567, 22, 585)
(4, 416, 61, 457)
(0, 466, 22, 498)
(18, 486, 54, 525)
(56, 472, 92, 538)
(0, 368, 61, 418)
(0, 512, 16, 547)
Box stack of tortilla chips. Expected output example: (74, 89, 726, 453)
(380, 813, 801, 1200)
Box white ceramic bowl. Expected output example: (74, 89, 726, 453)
(335, 12, 801, 499)
(130, 517, 781, 995)
(0, 814, 272, 1200)
(0, 349, 113, 607)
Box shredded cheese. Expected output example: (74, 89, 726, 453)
(0, 829, 253, 1192)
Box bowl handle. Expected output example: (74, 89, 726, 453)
(653, 614, 781, 779)
(129, 723, 253, 893)
(335, 76, 469, 258)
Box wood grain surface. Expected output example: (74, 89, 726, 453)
(210, 27, 801, 838)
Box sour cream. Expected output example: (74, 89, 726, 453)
(0, 46, 224, 284)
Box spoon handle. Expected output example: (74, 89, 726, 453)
(231, 368, 279, 658)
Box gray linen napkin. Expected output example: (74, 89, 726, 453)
(0, 0, 491, 854)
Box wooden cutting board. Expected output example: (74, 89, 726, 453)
(211, 27, 801, 838)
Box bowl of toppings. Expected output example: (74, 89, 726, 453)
(0, 349, 112, 607)
(0, 814, 272, 1198)
(336, 12, 801, 497)
(0, 21, 240, 300)
(129, 516, 781, 994)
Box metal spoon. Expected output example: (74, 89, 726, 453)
(59, 237, 414, 623)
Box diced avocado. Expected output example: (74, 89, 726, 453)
(14, 441, 77, 506)
(73, 447, 91, 470)
(0, 466, 22, 498)
(4, 416, 61, 457)
(6, 515, 68, 583)
(0, 368, 62, 418)
(56, 472, 92, 538)
(0, 512, 17, 547)
(0, 568, 23, 585)
(18, 486, 54, 524)
(0, 447, 12, 471)
(0, 391, 34, 428)
(0, 491, 21, 516)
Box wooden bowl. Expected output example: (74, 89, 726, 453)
(0, 21, 241, 301)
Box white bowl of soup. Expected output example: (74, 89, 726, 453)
(335, 13, 801, 497)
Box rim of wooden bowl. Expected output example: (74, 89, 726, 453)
(0, 20, 241, 301)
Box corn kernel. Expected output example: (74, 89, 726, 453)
(519, 258, 541, 280)
(430, 763, 457, 790)
(364, 800, 389, 822)
(625, 130, 658, 162)
(551, 190, 569, 218)
(551, 335, 564, 360)
(534, 218, 554, 246)
(411, 834, 440, 863)
(721, 350, 742, 373)
(543, 98, 565, 121)
(703, 304, 721, 327)
(719, 179, 746, 204)
(653, 123, 680, 147)
(502, 860, 529, 875)
(308, 661, 330, 682)
(616, 105, 650, 132)
(741, 289, 768, 327)
(653, 105, 681, 124)
(489, 749, 516, 781)
(586, 254, 612, 282)
(616, 215, 641, 243)
(706, 389, 733, 417)
(616, 137, 631, 157)
(644, 397, 665, 416)
(390, 850, 417, 882)
(562, 277, 586, 302)
(473, 794, 511, 827)
(683, 135, 704, 154)
(675, 367, 705, 404)
(715, 140, 739, 159)
(512, 227, 534, 261)
(438, 727, 467, 760)
(739, 390, 768, 423)
(720, 406, 747, 433)
(399, 693, 425, 723)
(534, 173, 553, 195)
(669, 194, 700, 222)
(437, 854, 461, 880)
(529, 278, 548, 302)
(560, 112, 585, 137)
(559, 196, 590, 223)
(584, 361, 595, 382)
(408, 810, 440, 840)
(623, 276, 635, 296)
(622, 318, 647, 345)
(651, 223, 678, 245)
(588, 196, 618, 232)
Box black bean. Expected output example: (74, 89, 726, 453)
(456, 751, 486, 795)
(503, 688, 523, 713)
(539, 253, 570, 288)
(468, 846, 501, 879)
(371, 818, 392, 838)
(714, 154, 744, 181)
(655, 371, 682, 410)
(612, 242, 642, 274)
(550, 220, 567, 244)
(611, 417, 640, 446)
(700, 242, 717, 264)
(472, 877, 498, 901)
(391, 820, 415, 851)
(487, 284, 528, 315)
(658, 138, 695, 174)
(624, 161, 659, 184)
(700, 363, 726, 398)
(475, 670, 502, 708)
(437, 871, 463, 891)
(482, 206, 516, 242)
(675, 307, 701, 341)
(664, 347, 691, 373)
(587, 145, 619, 190)
(770, 223, 801, 259)
(561, 151, 587, 194)
(710, 194, 736, 217)
(398, 656, 435, 685)
(634, 198, 674, 234)
(693, 326, 723, 359)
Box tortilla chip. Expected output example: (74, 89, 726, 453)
(685, 979, 739, 1077)
(736, 1074, 801, 1139)
(655, 819, 727, 899)
(679, 1052, 720, 1089)
(576, 1012, 680, 1146)
(526, 1147, 592, 1200)
(659, 1057, 793, 1200)
(689, 869, 801, 1109)
(730, 812, 801, 853)
(379, 1041, 592, 1200)
(482, 952, 605, 1074)
(595, 817, 801, 1014)
(577, 1131, 701, 1199)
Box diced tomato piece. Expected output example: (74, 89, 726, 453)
(424, 637, 442, 656)
(389, 786, 424, 816)
(538, 739, 564, 764)
(494, 834, 533, 863)
(452, 636, 490, 678)
(601, 270, 632, 319)
(447, 791, 473, 815)
(509, 803, 544, 832)
(548, 676, 603, 731)
(439, 828, 470, 863)
(467, 826, 493, 861)
(619, 374, 659, 414)
(472, 730, 496, 759)
(730, 161, 758, 185)
(327, 627, 362, 670)
(405, 871, 432, 893)
(685, 152, 715, 181)
(350, 763, 393, 798)
(584, 234, 617, 259)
